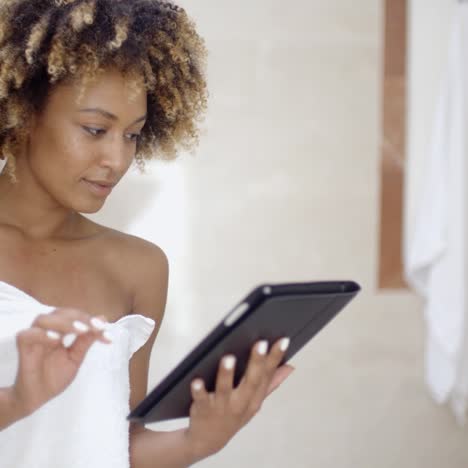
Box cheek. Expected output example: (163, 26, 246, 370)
(60, 134, 91, 173)
(31, 127, 89, 179)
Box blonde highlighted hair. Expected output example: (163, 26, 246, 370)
(0, 0, 208, 182)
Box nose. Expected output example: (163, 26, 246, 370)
(98, 135, 133, 173)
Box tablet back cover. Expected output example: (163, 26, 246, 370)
(129, 281, 360, 423)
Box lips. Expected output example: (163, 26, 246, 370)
(82, 179, 115, 197)
(84, 180, 116, 188)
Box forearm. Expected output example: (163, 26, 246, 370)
(0, 387, 27, 431)
(129, 427, 211, 468)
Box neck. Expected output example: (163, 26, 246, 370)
(0, 174, 80, 242)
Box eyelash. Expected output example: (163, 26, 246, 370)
(83, 126, 141, 142)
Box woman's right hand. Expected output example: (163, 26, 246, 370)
(8, 307, 112, 419)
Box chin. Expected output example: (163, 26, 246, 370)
(71, 198, 107, 214)
(77, 207, 104, 215)
(76, 203, 106, 214)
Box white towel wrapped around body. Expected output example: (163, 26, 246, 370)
(0, 280, 155, 468)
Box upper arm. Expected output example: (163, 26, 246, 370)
(125, 239, 169, 431)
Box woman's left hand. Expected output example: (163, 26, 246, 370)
(184, 338, 295, 460)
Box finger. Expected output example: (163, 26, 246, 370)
(264, 337, 291, 380)
(32, 308, 92, 335)
(16, 328, 61, 373)
(62, 331, 112, 350)
(251, 337, 291, 401)
(191, 379, 209, 403)
(62, 325, 112, 349)
(190, 378, 211, 416)
(16, 327, 96, 359)
(215, 355, 236, 399)
(32, 309, 110, 343)
(237, 338, 290, 416)
(266, 365, 295, 396)
(89, 315, 113, 344)
(67, 332, 101, 365)
(16, 327, 59, 351)
(238, 340, 269, 397)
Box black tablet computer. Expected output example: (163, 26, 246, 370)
(128, 280, 361, 424)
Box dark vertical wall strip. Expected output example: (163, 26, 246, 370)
(378, 0, 407, 289)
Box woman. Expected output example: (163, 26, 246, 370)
(0, 0, 294, 466)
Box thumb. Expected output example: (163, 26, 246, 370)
(67, 333, 98, 366)
(266, 364, 295, 396)
(69, 314, 111, 364)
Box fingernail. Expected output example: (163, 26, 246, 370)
(223, 355, 236, 370)
(90, 317, 108, 331)
(62, 333, 77, 348)
(257, 340, 268, 355)
(73, 320, 90, 333)
(46, 330, 61, 341)
(280, 338, 290, 352)
(192, 380, 203, 391)
(102, 331, 113, 342)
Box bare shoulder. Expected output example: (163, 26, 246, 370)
(112, 230, 169, 276)
(105, 230, 169, 322)
(101, 231, 170, 417)
(83, 217, 169, 321)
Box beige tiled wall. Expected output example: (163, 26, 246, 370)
(89, 0, 468, 466)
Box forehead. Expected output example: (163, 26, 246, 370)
(46, 68, 147, 118)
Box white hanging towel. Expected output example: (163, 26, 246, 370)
(405, 5, 468, 424)
(0, 280, 156, 467)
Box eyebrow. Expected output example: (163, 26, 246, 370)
(79, 108, 147, 125)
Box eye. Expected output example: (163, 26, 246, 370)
(126, 133, 141, 142)
(83, 126, 105, 137)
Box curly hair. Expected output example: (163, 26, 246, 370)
(0, 0, 208, 183)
